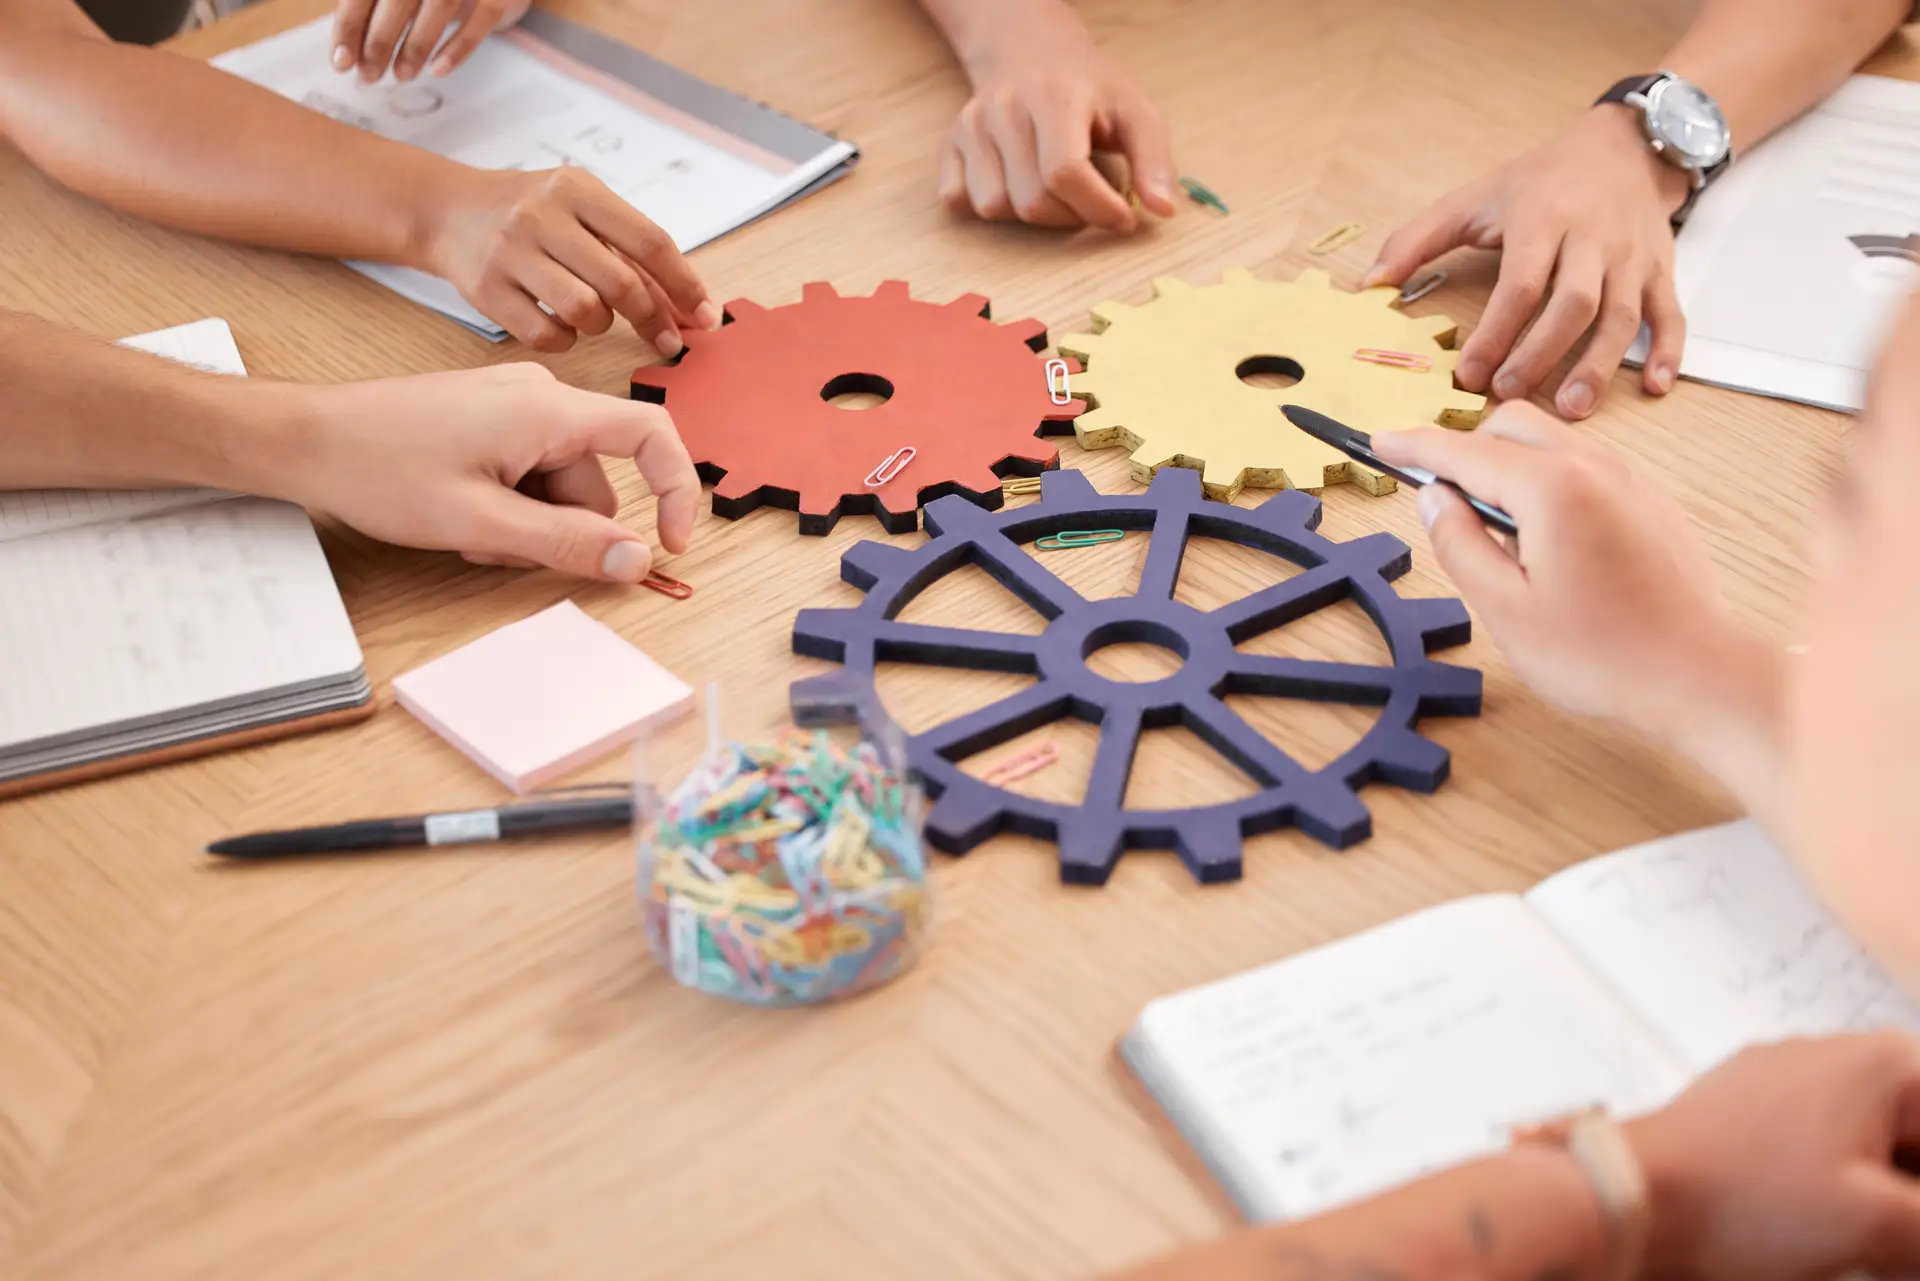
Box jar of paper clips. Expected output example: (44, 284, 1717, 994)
(635, 686, 932, 1006)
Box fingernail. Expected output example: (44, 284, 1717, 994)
(1143, 179, 1172, 207)
(602, 541, 650, 582)
(1493, 371, 1521, 400)
(331, 44, 352, 71)
(1416, 485, 1444, 532)
(1456, 357, 1485, 388)
(693, 301, 721, 330)
(395, 62, 417, 81)
(431, 55, 452, 77)
(654, 329, 684, 358)
(1559, 382, 1594, 417)
(1362, 264, 1390, 288)
(1651, 364, 1674, 394)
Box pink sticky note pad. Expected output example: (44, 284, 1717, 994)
(393, 600, 694, 793)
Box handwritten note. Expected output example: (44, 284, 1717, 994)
(1527, 820, 1920, 1072)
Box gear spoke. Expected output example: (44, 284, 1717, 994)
(1134, 507, 1190, 601)
(1222, 654, 1401, 706)
(1208, 563, 1351, 641)
(1186, 697, 1310, 789)
(1084, 704, 1145, 813)
(865, 620, 1041, 673)
(914, 683, 1070, 761)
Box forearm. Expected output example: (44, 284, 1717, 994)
(0, 30, 468, 266)
(1636, 621, 1794, 833)
(1662, 0, 1909, 150)
(0, 312, 310, 497)
(915, 0, 1078, 80)
(1107, 1148, 1608, 1281)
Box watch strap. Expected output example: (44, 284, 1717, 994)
(1596, 73, 1664, 108)
(1513, 1108, 1651, 1281)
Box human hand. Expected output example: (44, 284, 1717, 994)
(1366, 106, 1693, 419)
(284, 363, 699, 581)
(423, 166, 720, 356)
(937, 0, 1175, 231)
(330, 0, 527, 83)
(1627, 1034, 1920, 1280)
(1372, 402, 1770, 747)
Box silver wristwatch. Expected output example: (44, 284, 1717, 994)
(1596, 72, 1732, 226)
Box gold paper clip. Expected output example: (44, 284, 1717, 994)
(1353, 348, 1435, 372)
(1045, 357, 1073, 405)
(863, 446, 917, 488)
(1307, 221, 1364, 256)
(641, 570, 694, 600)
(1397, 269, 1447, 305)
(1036, 528, 1125, 550)
(1001, 475, 1044, 495)
(982, 740, 1062, 787)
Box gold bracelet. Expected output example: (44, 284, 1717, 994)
(1512, 1108, 1650, 1281)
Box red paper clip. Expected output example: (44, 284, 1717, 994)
(982, 740, 1061, 787)
(863, 446, 917, 489)
(1352, 348, 1435, 372)
(641, 570, 693, 600)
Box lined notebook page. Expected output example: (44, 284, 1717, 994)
(1528, 821, 1920, 1073)
(0, 319, 243, 544)
(0, 498, 365, 755)
(1129, 895, 1688, 1222)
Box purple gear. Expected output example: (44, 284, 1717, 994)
(789, 466, 1482, 885)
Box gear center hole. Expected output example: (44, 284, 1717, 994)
(1084, 621, 1189, 684)
(1236, 355, 1304, 389)
(820, 372, 895, 410)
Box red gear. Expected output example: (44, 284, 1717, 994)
(631, 281, 1083, 535)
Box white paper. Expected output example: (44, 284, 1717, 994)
(0, 319, 243, 544)
(213, 20, 856, 339)
(1132, 895, 1688, 1222)
(1528, 820, 1920, 1073)
(1636, 76, 1920, 411)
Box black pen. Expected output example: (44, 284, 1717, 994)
(1281, 405, 1519, 537)
(207, 790, 634, 858)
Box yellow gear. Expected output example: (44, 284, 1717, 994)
(1057, 268, 1486, 501)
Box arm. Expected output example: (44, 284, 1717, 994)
(0, 0, 717, 354)
(1371, 403, 1792, 833)
(1369, 0, 1911, 419)
(0, 311, 700, 582)
(913, 0, 1175, 230)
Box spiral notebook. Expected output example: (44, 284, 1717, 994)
(0, 321, 372, 797)
(1118, 821, 1920, 1224)
(214, 11, 860, 340)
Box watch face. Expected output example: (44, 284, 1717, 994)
(1648, 79, 1730, 167)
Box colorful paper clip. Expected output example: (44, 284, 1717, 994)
(1397, 269, 1447, 305)
(1307, 221, 1365, 256)
(1036, 529, 1125, 550)
(981, 740, 1062, 787)
(641, 570, 693, 600)
(1001, 475, 1045, 495)
(1353, 348, 1435, 372)
(1045, 357, 1073, 405)
(1179, 176, 1230, 215)
(863, 446, 917, 488)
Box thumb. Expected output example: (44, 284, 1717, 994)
(1109, 93, 1176, 216)
(471, 487, 656, 583)
(1365, 193, 1474, 289)
(1416, 484, 1527, 622)
(1852, 1170, 1920, 1273)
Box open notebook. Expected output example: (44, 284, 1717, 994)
(214, 12, 860, 340)
(1120, 820, 1920, 1223)
(0, 320, 371, 796)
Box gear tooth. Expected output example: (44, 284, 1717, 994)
(629, 367, 672, 404)
(787, 668, 872, 722)
(1365, 731, 1452, 792)
(1072, 407, 1128, 448)
(1055, 332, 1099, 364)
(1410, 312, 1460, 344)
(872, 279, 912, 301)
(1145, 464, 1204, 503)
(1000, 316, 1047, 347)
(1343, 461, 1398, 496)
(1403, 597, 1472, 651)
(1056, 815, 1125, 886)
(1150, 275, 1194, 298)
(1221, 266, 1257, 287)
(1039, 467, 1100, 503)
(711, 469, 758, 500)
(1346, 530, 1414, 578)
(920, 491, 994, 539)
(1439, 391, 1487, 426)
(1173, 812, 1245, 884)
(790, 608, 860, 660)
(720, 298, 766, 322)
(801, 281, 839, 303)
(1199, 457, 1249, 503)
(946, 292, 992, 318)
(1088, 301, 1131, 327)
(1288, 782, 1373, 849)
(1250, 487, 1325, 531)
(1413, 660, 1483, 716)
(922, 783, 1005, 856)
(839, 540, 918, 591)
(1295, 268, 1333, 290)
(1003, 439, 1059, 468)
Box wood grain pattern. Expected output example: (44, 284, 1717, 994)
(0, 1, 1893, 1277)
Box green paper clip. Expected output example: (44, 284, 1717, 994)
(1036, 529, 1126, 550)
(1179, 177, 1230, 215)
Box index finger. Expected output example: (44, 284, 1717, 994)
(330, 0, 374, 71)
(1372, 425, 1564, 520)
(563, 396, 701, 555)
(1033, 98, 1133, 230)
(569, 179, 714, 325)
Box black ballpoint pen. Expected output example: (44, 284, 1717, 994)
(1281, 404, 1519, 537)
(207, 790, 635, 858)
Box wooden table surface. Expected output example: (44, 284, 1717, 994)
(0, 1, 1901, 1276)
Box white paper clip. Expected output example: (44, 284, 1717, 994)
(1397, 270, 1447, 305)
(1045, 358, 1072, 405)
(863, 446, 916, 488)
